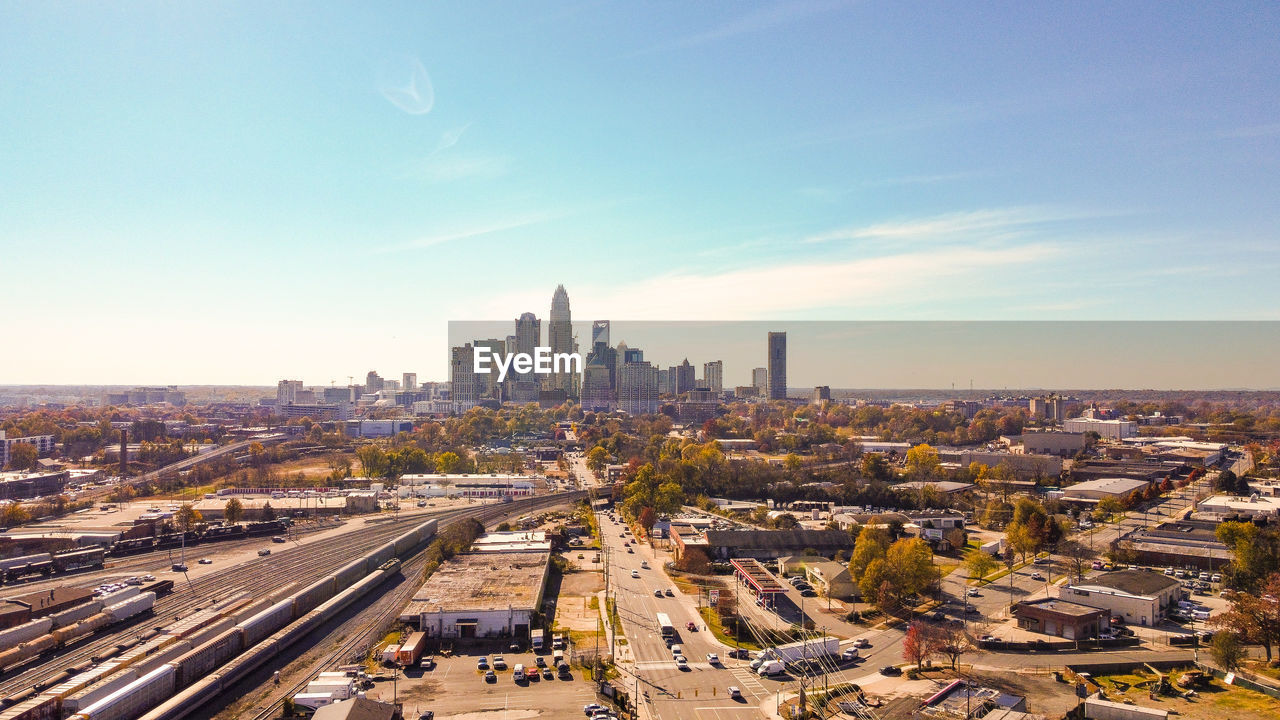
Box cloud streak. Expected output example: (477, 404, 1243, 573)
(802, 207, 1090, 245)
(379, 57, 435, 115)
(375, 211, 565, 254)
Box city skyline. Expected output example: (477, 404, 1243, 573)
(3, 3, 1280, 385)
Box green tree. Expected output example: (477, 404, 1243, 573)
(224, 498, 245, 524)
(905, 443, 940, 480)
(260, 502, 276, 521)
(435, 451, 464, 474)
(850, 524, 890, 577)
(177, 503, 203, 532)
(885, 537, 941, 597)
(356, 444, 388, 478)
(1210, 631, 1246, 671)
(586, 446, 609, 476)
(964, 549, 998, 582)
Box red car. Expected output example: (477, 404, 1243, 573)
(686, 621, 698, 632)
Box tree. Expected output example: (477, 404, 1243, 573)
(1057, 540, 1096, 582)
(964, 549, 999, 582)
(674, 547, 711, 575)
(885, 537, 941, 598)
(637, 506, 658, 536)
(945, 527, 968, 553)
(932, 623, 972, 670)
(260, 502, 276, 521)
(5, 442, 38, 471)
(773, 513, 799, 530)
(850, 525, 890, 577)
(902, 621, 933, 667)
(1096, 496, 1124, 518)
(435, 451, 464, 474)
(356, 445, 388, 478)
(906, 444, 940, 481)
(224, 498, 245, 525)
(1, 502, 31, 528)
(177, 503, 203, 532)
(1211, 573, 1280, 664)
(1005, 523, 1036, 564)
(586, 446, 609, 476)
(1211, 631, 1246, 671)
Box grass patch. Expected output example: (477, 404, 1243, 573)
(588, 596, 599, 611)
(698, 607, 762, 651)
(606, 598, 624, 639)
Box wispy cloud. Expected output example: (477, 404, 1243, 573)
(416, 154, 510, 182)
(379, 57, 435, 115)
(376, 212, 565, 253)
(629, 0, 853, 56)
(802, 207, 1087, 245)
(797, 171, 984, 200)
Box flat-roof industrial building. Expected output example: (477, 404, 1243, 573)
(399, 549, 550, 641)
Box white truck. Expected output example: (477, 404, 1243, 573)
(760, 637, 839, 665)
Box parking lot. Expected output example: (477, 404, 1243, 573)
(363, 651, 603, 720)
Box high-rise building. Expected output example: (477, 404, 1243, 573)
(703, 360, 723, 394)
(276, 380, 303, 409)
(752, 367, 768, 392)
(581, 363, 614, 412)
(591, 320, 610, 348)
(402, 373, 418, 391)
(365, 371, 384, 394)
(511, 313, 542, 403)
(548, 286, 578, 397)
(812, 386, 831, 405)
(450, 344, 480, 412)
(617, 360, 659, 415)
(767, 331, 787, 400)
(474, 338, 507, 401)
(675, 359, 696, 395)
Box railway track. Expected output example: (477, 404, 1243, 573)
(0, 492, 582, 702)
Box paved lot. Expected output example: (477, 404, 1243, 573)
(364, 652, 601, 720)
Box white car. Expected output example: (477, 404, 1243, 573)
(706, 653, 719, 665)
(631, 570, 640, 579)
(853, 637, 870, 648)
(967, 588, 980, 597)
(675, 656, 689, 670)
(728, 686, 742, 699)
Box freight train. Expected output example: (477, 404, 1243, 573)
(0, 590, 157, 675)
(0, 519, 436, 720)
(105, 521, 287, 558)
(0, 548, 106, 585)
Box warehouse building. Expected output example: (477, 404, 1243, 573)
(400, 550, 550, 641)
(396, 474, 539, 499)
(1196, 493, 1280, 520)
(1014, 598, 1108, 640)
(1062, 477, 1151, 504)
(1054, 570, 1181, 626)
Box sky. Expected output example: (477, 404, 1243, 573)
(2, 2, 1279, 386)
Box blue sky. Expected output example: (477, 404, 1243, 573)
(3, 1, 1279, 385)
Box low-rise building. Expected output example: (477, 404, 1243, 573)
(0, 469, 69, 501)
(1006, 431, 1087, 458)
(1112, 520, 1232, 572)
(400, 550, 550, 641)
(1064, 417, 1137, 440)
(702, 529, 856, 561)
(1196, 493, 1280, 520)
(1013, 598, 1108, 640)
(0, 431, 57, 468)
(1062, 477, 1151, 504)
(1055, 570, 1181, 626)
(397, 474, 539, 499)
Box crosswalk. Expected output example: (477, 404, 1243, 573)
(727, 665, 768, 696)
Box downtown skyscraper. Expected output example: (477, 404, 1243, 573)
(768, 331, 787, 400)
(547, 285, 578, 398)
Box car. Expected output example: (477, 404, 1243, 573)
(841, 649, 860, 661)
(258, 548, 271, 556)
(967, 588, 980, 597)
(420, 657, 435, 670)
(142, 574, 155, 581)
(853, 637, 870, 648)
(542, 668, 554, 680)
(626, 547, 634, 554)
(1174, 569, 1186, 578)
(198, 558, 212, 564)
(706, 653, 720, 665)
(171, 563, 187, 572)
(800, 589, 817, 597)
(930, 611, 946, 621)
(485, 670, 496, 682)
(640, 560, 649, 569)
(584, 704, 607, 715)
(619, 533, 626, 538)
(979, 635, 997, 642)
(477, 657, 489, 670)
(665, 588, 674, 597)
(670, 644, 682, 657)
(687, 621, 697, 631)
(1033, 557, 1050, 565)
(631, 570, 640, 579)
(654, 589, 663, 598)
(1164, 567, 1175, 575)
(1198, 572, 1210, 581)
(728, 686, 743, 699)
(1211, 573, 1222, 583)
(675, 656, 689, 670)
(728, 649, 751, 659)
(535, 656, 547, 667)
(879, 665, 903, 676)
(418, 713, 434, 720)
(492, 656, 506, 670)
(126, 576, 142, 585)
(1030, 572, 1044, 581)
(577, 553, 584, 559)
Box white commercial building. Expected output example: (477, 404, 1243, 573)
(0, 431, 56, 467)
(1196, 493, 1280, 520)
(397, 474, 539, 499)
(1062, 477, 1150, 503)
(1054, 570, 1182, 626)
(1064, 418, 1138, 440)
